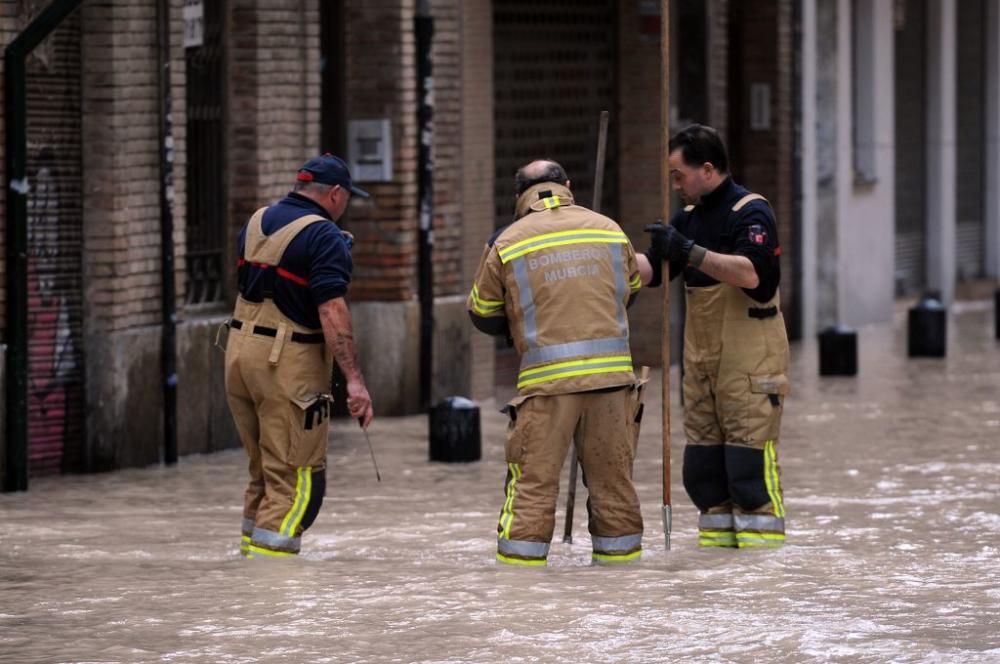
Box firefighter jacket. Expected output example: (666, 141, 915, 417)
(467, 182, 642, 396)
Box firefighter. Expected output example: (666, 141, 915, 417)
(639, 124, 788, 549)
(224, 154, 374, 558)
(468, 159, 646, 566)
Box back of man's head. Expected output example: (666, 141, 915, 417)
(668, 124, 729, 174)
(515, 159, 569, 195)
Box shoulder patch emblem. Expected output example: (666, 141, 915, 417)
(748, 224, 768, 246)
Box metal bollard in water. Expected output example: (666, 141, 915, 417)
(908, 293, 946, 358)
(429, 396, 481, 462)
(818, 325, 857, 376)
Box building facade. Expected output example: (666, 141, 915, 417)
(4, 0, 997, 485)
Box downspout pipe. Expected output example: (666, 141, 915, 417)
(415, 1, 434, 411)
(4, 0, 85, 493)
(156, 0, 178, 464)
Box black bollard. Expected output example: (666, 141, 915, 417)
(995, 289, 1000, 341)
(429, 397, 481, 462)
(818, 325, 857, 375)
(908, 293, 947, 357)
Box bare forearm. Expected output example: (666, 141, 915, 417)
(696, 251, 759, 289)
(318, 298, 365, 384)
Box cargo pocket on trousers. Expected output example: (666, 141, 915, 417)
(501, 395, 530, 465)
(747, 374, 789, 443)
(286, 393, 331, 467)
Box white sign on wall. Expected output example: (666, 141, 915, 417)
(183, 0, 204, 49)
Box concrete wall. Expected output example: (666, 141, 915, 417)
(984, 0, 1000, 278)
(835, 0, 895, 325)
(176, 316, 238, 455)
(0, 344, 5, 485)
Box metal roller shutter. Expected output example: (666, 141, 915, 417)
(894, 0, 926, 295)
(493, 0, 618, 229)
(24, 11, 86, 476)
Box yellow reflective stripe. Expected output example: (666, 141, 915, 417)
(737, 539, 785, 549)
(498, 228, 627, 261)
(629, 274, 642, 291)
(542, 195, 561, 209)
(247, 544, 297, 557)
(501, 235, 629, 263)
(517, 356, 633, 389)
(497, 553, 547, 567)
(500, 463, 522, 539)
(699, 539, 739, 548)
(280, 466, 312, 538)
(763, 441, 785, 518)
(592, 550, 642, 563)
(470, 284, 504, 315)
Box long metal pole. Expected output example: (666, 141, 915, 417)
(3, 0, 86, 492)
(563, 110, 609, 544)
(660, 0, 672, 550)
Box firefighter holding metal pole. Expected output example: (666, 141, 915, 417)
(467, 159, 646, 566)
(638, 125, 789, 549)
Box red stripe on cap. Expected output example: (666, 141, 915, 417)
(297, 171, 314, 182)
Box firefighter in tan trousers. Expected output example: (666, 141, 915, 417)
(639, 125, 788, 549)
(468, 159, 646, 566)
(225, 154, 374, 558)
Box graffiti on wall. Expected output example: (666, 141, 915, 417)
(26, 147, 78, 471)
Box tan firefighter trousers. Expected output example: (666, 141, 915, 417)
(497, 383, 646, 566)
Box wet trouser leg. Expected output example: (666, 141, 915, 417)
(717, 370, 786, 548)
(225, 330, 330, 558)
(578, 388, 644, 564)
(496, 394, 576, 566)
(496, 389, 643, 566)
(681, 366, 737, 547)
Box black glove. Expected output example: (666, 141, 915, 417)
(644, 222, 694, 265)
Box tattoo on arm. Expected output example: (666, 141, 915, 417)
(318, 298, 365, 383)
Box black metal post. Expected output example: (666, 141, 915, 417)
(4, 0, 85, 492)
(415, 1, 434, 411)
(156, 0, 178, 464)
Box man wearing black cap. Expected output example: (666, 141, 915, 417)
(224, 154, 374, 559)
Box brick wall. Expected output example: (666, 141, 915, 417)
(227, 0, 321, 301)
(460, 0, 495, 400)
(80, 1, 163, 334)
(0, 0, 14, 333)
(617, 0, 665, 366)
(343, 0, 418, 302)
(732, 0, 796, 333)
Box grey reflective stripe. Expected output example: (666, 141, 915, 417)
(511, 257, 538, 349)
(497, 537, 550, 559)
(699, 513, 735, 530)
(520, 358, 632, 383)
(734, 513, 785, 533)
(520, 336, 630, 369)
(251, 526, 301, 552)
(591, 533, 642, 553)
(241, 517, 255, 536)
(610, 243, 628, 336)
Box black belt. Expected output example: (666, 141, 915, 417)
(748, 306, 778, 320)
(229, 319, 325, 344)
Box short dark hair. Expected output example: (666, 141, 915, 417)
(514, 160, 569, 195)
(668, 124, 729, 174)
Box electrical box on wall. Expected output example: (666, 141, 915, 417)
(348, 119, 393, 182)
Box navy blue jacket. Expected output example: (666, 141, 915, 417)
(667, 177, 781, 303)
(237, 192, 353, 329)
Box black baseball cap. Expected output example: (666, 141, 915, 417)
(296, 153, 370, 198)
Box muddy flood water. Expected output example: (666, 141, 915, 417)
(2, 302, 999, 663)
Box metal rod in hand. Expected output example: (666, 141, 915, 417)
(563, 110, 610, 544)
(360, 419, 382, 482)
(660, 0, 672, 551)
